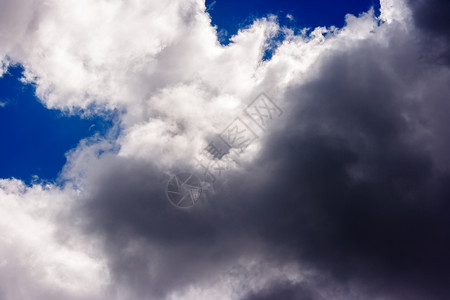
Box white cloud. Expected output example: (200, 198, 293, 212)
(380, 0, 411, 24)
(0, 179, 109, 300)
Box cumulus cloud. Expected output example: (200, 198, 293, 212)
(0, 0, 449, 299)
(0, 179, 108, 299)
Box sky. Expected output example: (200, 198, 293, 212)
(206, 0, 380, 43)
(0, 0, 449, 299)
(0, 65, 113, 181)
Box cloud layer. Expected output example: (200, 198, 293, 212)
(0, 0, 449, 299)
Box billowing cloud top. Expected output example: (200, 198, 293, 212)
(0, 0, 449, 299)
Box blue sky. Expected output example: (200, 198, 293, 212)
(0, 65, 112, 182)
(207, 0, 380, 43)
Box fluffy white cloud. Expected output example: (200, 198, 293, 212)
(1, 0, 411, 171)
(0, 179, 108, 299)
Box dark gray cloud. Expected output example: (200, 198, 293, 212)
(237, 39, 450, 299)
(74, 1, 450, 299)
(408, 0, 450, 36)
(408, 0, 450, 64)
(242, 281, 322, 300)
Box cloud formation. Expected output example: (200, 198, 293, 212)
(0, 0, 449, 299)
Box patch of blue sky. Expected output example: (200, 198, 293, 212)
(0, 64, 115, 183)
(206, 0, 381, 59)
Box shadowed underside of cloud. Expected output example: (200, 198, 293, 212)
(408, 0, 450, 65)
(242, 280, 322, 300)
(235, 45, 450, 299)
(0, 0, 449, 299)
(408, 0, 450, 38)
